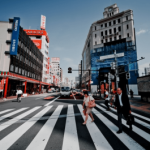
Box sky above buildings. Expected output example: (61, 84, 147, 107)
(0, 0, 150, 80)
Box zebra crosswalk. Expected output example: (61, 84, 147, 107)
(0, 103, 149, 150)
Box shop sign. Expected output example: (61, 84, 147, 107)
(51, 57, 60, 63)
(40, 15, 46, 30)
(100, 52, 124, 60)
(10, 17, 20, 55)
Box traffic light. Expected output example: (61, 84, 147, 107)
(126, 73, 130, 79)
(68, 67, 72, 73)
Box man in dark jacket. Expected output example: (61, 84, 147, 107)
(114, 88, 132, 134)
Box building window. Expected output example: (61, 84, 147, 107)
(15, 66, 18, 73)
(127, 33, 130, 37)
(126, 16, 128, 21)
(109, 29, 112, 34)
(105, 30, 107, 35)
(101, 24, 103, 28)
(112, 12, 113, 15)
(22, 69, 24, 75)
(110, 38, 112, 42)
(118, 26, 121, 32)
(105, 39, 107, 43)
(101, 40, 103, 43)
(95, 41, 97, 45)
(119, 35, 121, 39)
(105, 23, 107, 27)
(109, 22, 111, 26)
(127, 24, 129, 29)
(95, 26, 96, 30)
(114, 28, 116, 33)
(101, 32, 103, 36)
(19, 68, 21, 74)
(95, 34, 97, 38)
(118, 18, 120, 23)
(114, 37, 116, 41)
(10, 65, 14, 72)
(113, 20, 116, 25)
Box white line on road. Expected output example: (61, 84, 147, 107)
(97, 105, 150, 142)
(26, 105, 63, 150)
(44, 96, 60, 106)
(0, 109, 14, 115)
(62, 105, 79, 150)
(101, 104, 150, 129)
(0, 108, 29, 122)
(78, 104, 113, 150)
(0, 106, 41, 132)
(92, 108, 145, 150)
(0, 106, 52, 150)
(72, 93, 76, 100)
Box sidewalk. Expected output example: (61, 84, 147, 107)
(129, 95, 150, 114)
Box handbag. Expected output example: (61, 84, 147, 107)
(88, 96, 96, 108)
(83, 109, 86, 116)
(126, 115, 135, 125)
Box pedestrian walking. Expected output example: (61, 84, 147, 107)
(104, 89, 110, 111)
(114, 88, 132, 134)
(16, 88, 23, 102)
(82, 91, 95, 125)
(129, 89, 134, 98)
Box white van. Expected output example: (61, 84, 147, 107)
(60, 87, 71, 97)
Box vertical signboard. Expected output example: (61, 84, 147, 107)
(10, 17, 20, 55)
(40, 15, 46, 30)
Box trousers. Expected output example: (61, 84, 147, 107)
(105, 100, 110, 109)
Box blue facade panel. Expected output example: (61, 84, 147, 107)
(10, 17, 20, 55)
(91, 41, 138, 85)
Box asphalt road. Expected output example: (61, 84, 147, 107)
(0, 93, 149, 150)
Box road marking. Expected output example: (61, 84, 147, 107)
(0, 109, 14, 115)
(26, 105, 63, 150)
(0, 106, 52, 150)
(78, 104, 113, 150)
(44, 96, 60, 106)
(101, 104, 150, 129)
(0, 108, 29, 122)
(0, 106, 41, 132)
(92, 108, 145, 150)
(97, 105, 150, 142)
(108, 104, 150, 122)
(62, 105, 79, 150)
(72, 93, 76, 100)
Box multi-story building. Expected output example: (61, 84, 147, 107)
(50, 57, 61, 86)
(144, 66, 150, 75)
(0, 17, 50, 98)
(24, 29, 50, 83)
(82, 4, 138, 94)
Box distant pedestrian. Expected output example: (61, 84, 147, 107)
(82, 91, 95, 125)
(16, 88, 23, 102)
(104, 89, 110, 111)
(129, 89, 134, 98)
(114, 88, 132, 134)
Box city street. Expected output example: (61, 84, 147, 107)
(0, 93, 149, 150)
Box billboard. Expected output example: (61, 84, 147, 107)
(32, 39, 42, 49)
(51, 57, 60, 63)
(40, 15, 46, 30)
(24, 30, 47, 36)
(10, 17, 20, 55)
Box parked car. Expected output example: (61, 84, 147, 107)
(48, 89, 53, 93)
(60, 87, 71, 97)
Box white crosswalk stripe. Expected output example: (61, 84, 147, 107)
(78, 104, 113, 150)
(102, 104, 150, 129)
(0, 104, 149, 150)
(0, 109, 14, 115)
(97, 104, 150, 142)
(62, 105, 79, 150)
(0, 107, 29, 122)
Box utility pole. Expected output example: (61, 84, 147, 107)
(114, 50, 118, 89)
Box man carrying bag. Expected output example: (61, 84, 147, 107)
(114, 88, 133, 134)
(16, 88, 23, 102)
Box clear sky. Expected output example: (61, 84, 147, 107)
(0, 0, 150, 80)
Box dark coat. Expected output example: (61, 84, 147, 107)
(114, 93, 131, 117)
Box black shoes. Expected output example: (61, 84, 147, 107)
(116, 130, 122, 134)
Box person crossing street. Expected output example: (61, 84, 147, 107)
(16, 88, 23, 102)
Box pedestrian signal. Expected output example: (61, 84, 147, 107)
(126, 73, 130, 79)
(68, 67, 72, 73)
